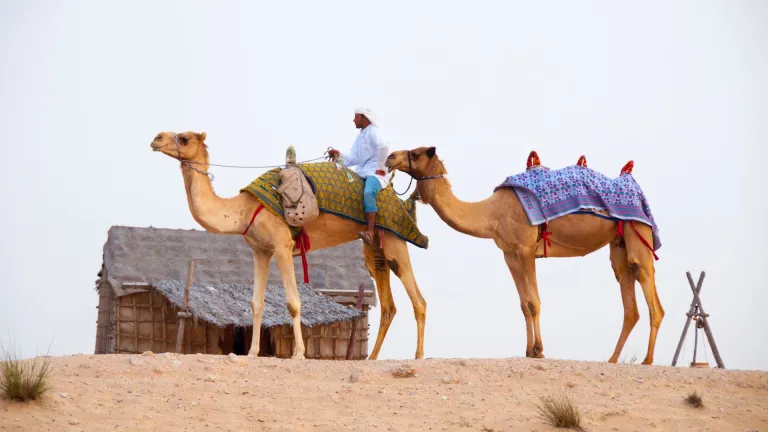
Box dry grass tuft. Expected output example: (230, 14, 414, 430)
(620, 353, 638, 364)
(0, 341, 53, 402)
(534, 390, 585, 431)
(685, 390, 704, 408)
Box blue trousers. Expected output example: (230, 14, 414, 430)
(363, 176, 382, 213)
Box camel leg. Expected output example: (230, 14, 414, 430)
(607, 239, 640, 363)
(503, 249, 541, 358)
(363, 244, 396, 360)
(383, 235, 427, 360)
(625, 223, 664, 365)
(248, 251, 272, 357)
(274, 243, 306, 360)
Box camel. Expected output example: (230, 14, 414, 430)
(385, 147, 664, 365)
(150, 131, 428, 360)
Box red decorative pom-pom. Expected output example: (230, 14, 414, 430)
(526, 151, 541, 169)
(577, 155, 588, 168)
(620, 160, 634, 175)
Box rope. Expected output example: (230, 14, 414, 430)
(182, 156, 327, 170)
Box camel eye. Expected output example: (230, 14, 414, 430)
(179, 136, 189, 145)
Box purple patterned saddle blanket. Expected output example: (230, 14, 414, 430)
(495, 165, 661, 251)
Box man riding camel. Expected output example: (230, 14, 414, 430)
(327, 107, 390, 248)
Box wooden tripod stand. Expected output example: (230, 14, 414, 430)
(671, 271, 725, 369)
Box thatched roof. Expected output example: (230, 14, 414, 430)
(151, 280, 365, 328)
(100, 225, 375, 301)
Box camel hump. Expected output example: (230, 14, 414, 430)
(576, 155, 588, 167)
(526, 151, 541, 169)
(620, 160, 634, 175)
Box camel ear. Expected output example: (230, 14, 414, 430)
(199, 132, 206, 142)
(426, 147, 436, 158)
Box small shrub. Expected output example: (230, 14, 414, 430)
(620, 353, 638, 364)
(685, 390, 703, 408)
(534, 391, 585, 431)
(0, 341, 53, 402)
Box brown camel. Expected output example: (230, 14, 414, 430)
(385, 147, 664, 365)
(150, 131, 428, 360)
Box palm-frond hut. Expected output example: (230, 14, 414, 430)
(94, 226, 376, 359)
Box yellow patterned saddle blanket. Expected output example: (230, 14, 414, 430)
(241, 162, 428, 249)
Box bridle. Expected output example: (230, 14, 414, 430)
(175, 133, 214, 181)
(392, 150, 444, 196)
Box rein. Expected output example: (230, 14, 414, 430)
(392, 150, 444, 196)
(173, 133, 326, 182)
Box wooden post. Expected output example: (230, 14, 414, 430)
(685, 271, 725, 368)
(175, 261, 195, 354)
(345, 282, 366, 360)
(670, 271, 725, 369)
(671, 272, 704, 366)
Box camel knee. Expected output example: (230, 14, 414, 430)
(520, 303, 532, 317)
(625, 309, 640, 327)
(286, 299, 301, 318)
(650, 308, 664, 327)
(526, 300, 541, 318)
(413, 301, 426, 321)
(382, 305, 397, 323)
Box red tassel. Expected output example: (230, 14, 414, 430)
(540, 222, 553, 257)
(526, 151, 541, 169)
(617, 221, 624, 238)
(294, 229, 311, 283)
(577, 155, 588, 168)
(620, 160, 634, 175)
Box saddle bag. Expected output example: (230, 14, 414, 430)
(277, 164, 319, 227)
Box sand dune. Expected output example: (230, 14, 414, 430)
(2, 353, 766, 431)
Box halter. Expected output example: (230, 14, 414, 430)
(393, 150, 444, 196)
(175, 133, 214, 181)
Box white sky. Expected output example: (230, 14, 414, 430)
(1, 1, 766, 370)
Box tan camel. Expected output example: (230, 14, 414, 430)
(385, 147, 664, 365)
(150, 131, 428, 360)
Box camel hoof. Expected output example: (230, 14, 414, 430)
(641, 358, 653, 365)
(291, 352, 306, 360)
(533, 353, 545, 359)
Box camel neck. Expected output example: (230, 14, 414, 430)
(418, 177, 495, 239)
(181, 163, 238, 234)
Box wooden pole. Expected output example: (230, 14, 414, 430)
(671, 272, 704, 366)
(685, 271, 725, 369)
(345, 282, 366, 360)
(175, 261, 195, 354)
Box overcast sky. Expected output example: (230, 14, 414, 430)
(1, 1, 766, 370)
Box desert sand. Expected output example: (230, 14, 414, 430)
(1, 353, 766, 431)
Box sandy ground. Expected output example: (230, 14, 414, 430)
(1, 353, 766, 432)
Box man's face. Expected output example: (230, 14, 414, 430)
(353, 113, 369, 129)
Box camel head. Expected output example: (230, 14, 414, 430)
(385, 146, 446, 179)
(150, 131, 208, 162)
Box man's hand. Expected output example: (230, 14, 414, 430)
(326, 148, 341, 162)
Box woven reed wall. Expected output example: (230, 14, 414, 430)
(113, 291, 219, 354)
